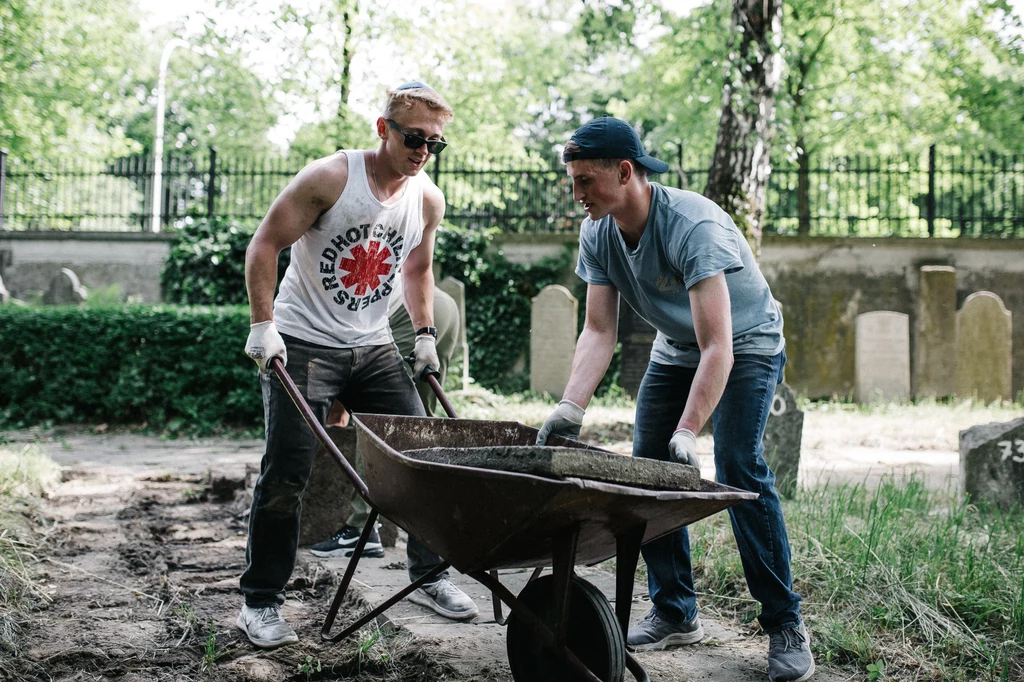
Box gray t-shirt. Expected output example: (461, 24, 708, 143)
(575, 184, 784, 367)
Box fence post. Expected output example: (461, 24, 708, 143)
(0, 148, 7, 231)
(432, 153, 441, 187)
(207, 146, 218, 218)
(677, 141, 684, 189)
(927, 144, 936, 237)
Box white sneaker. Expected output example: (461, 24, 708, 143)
(236, 604, 299, 649)
(407, 578, 479, 621)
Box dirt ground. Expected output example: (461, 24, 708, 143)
(4, 403, 1003, 681)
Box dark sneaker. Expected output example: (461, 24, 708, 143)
(768, 622, 815, 682)
(627, 609, 704, 651)
(408, 578, 480, 621)
(310, 524, 384, 558)
(236, 604, 298, 649)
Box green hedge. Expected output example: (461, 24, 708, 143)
(0, 305, 261, 433)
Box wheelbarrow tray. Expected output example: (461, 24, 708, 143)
(352, 413, 758, 574)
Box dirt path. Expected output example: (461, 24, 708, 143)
(5, 426, 921, 681)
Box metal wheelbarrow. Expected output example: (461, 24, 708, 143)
(270, 358, 758, 682)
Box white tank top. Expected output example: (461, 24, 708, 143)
(274, 151, 425, 348)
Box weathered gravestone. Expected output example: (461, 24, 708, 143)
(299, 426, 398, 548)
(42, 267, 87, 305)
(914, 265, 957, 399)
(960, 417, 1024, 508)
(956, 291, 1012, 403)
(617, 302, 656, 399)
(530, 285, 577, 399)
(438, 276, 469, 391)
(762, 382, 804, 498)
(0, 274, 9, 304)
(855, 311, 910, 403)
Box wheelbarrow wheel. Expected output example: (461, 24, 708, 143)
(506, 574, 625, 682)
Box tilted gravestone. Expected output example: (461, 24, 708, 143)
(617, 302, 656, 399)
(438, 276, 469, 391)
(530, 285, 578, 400)
(42, 267, 88, 305)
(0, 274, 9, 304)
(762, 382, 804, 498)
(855, 311, 911, 403)
(299, 426, 398, 548)
(960, 417, 1024, 509)
(955, 292, 1012, 403)
(914, 266, 957, 399)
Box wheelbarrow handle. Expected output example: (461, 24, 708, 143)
(425, 373, 459, 419)
(269, 357, 369, 499)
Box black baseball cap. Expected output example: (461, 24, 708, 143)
(563, 117, 669, 174)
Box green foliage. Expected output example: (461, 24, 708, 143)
(0, 306, 261, 433)
(434, 224, 573, 391)
(161, 217, 287, 306)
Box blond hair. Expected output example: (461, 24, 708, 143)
(383, 85, 454, 123)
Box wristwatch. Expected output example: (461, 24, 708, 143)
(415, 326, 438, 338)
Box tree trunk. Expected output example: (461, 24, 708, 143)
(335, 0, 355, 147)
(704, 0, 784, 258)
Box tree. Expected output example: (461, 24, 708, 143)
(704, 0, 784, 255)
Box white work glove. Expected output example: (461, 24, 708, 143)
(536, 399, 586, 445)
(669, 428, 699, 469)
(245, 320, 287, 374)
(412, 334, 440, 381)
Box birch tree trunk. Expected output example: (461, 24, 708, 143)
(704, 0, 784, 258)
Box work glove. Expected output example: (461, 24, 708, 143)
(669, 427, 699, 469)
(536, 399, 585, 445)
(412, 334, 440, 381)
(245, 320, 287, 374)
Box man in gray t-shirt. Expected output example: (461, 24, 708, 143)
(537, 117, 813, 682)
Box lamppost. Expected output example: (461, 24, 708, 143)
(151, 38, 191, 233)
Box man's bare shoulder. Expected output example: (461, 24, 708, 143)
(291, 151, 350, 209)
(421, 174, 446, 224)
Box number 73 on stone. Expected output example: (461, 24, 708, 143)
(998, 439, 1024, 463)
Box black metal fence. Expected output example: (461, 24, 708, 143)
(1, 146, 1022, 237)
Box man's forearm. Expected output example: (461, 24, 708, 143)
(678, 343, 733, 434)
(561, 326, 616, 409)
(403, 268, 435, 330)
(245, 240, 280, 323)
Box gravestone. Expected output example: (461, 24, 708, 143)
(762, 382, 804, 498)
(0, 275, 8, 304)
(299, 426, 398, 548)
(914, 266, 957, 399)
(438, 276, 469, 391)
(855, 311, 910, 403)
(42, 267, 87, 305)
(955, 292, 1012, 403)
(617, 302, 656, 399)
(960, 417, 1024, 508)
(530, 285, 578, 399)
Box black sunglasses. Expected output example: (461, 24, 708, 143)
(386, 119, 448, 155)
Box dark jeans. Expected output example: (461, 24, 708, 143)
(240, 334, 448, 607)
(633, 351, 802, 633)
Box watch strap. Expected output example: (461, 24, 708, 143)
(415, 326, 438, 338)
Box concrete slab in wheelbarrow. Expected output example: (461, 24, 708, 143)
(311, 537, 845, 682)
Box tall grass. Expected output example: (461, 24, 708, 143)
(689, 476, 1024, 681)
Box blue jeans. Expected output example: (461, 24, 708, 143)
(633, 351, 802, 633)
(240, 334, 447, 607)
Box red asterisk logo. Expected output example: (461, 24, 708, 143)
(340, 241, 393, 295)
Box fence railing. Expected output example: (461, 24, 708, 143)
(1, 146, 1022, 237)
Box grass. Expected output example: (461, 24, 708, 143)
(0, 444, 61, 680)
(685, 476, 1024, 681)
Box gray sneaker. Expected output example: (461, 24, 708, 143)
(768, 622, 815, 682)
(236, 604, 298, 649)
(627, 609, 704, 651)
(408, 578, 480, 621)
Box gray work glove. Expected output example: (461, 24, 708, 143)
(412, 335, 440, 381)
(669, 428, 699, 469)
(536, 399, 585, 445)
(245, 320, 287, 374)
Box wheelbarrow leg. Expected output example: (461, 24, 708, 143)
(320, 510, 452, 643)
(492, 566, 544, 626)
(617, 523, 651, 682)
(550, 526, 581, 647)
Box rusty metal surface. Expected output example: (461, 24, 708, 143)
(352, 413, 758, 574)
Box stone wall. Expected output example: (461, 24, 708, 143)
(0, 231, 171, 303)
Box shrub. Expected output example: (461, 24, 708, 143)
(0, 305, 261, 433)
